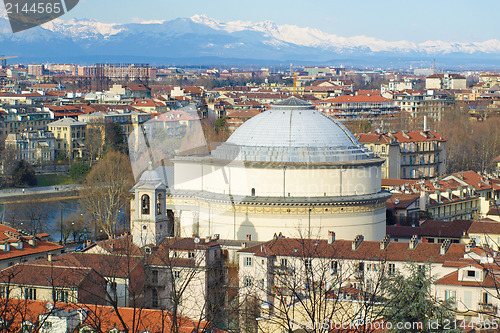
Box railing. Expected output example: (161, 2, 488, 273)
(479, 303, 498, 314)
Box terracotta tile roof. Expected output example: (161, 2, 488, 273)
(381, 179, 418, 187)
(0, 299, 224, 333)
(239, 237, 465, 263)
(386, 225, 421, 238)
(427, 73, 466, 79)
(355, 133, 393, 144)
(0, 225, 62, 261)
(0, 264, 96, 288)
(419, 220, 472, 239)
(386, 193, 420, 210)
(357, 89, 381, 95)
(132, 99, 166, 108)
(492, 155, 500, 163)
(34, 252, 143, 279)
(391, 130, 446, 143)
(486, 207, 500, 217)
(0, 241, 63, 261)
(435, 270, 500, 288)
(84, 236, 143, 257)
(154, 110, 201, 122)
(226, 109, 261, 119)
(468, 220, 500, 234)
(445, 171, 495, 191)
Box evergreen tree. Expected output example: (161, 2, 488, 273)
(382, 263, 459, 333)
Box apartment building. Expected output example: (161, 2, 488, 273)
(318, 94, 399, 119)
(238, 234, 466, 323)
(5, 130, 56, 164)
(48, 117, 87, 158)
(356, 130, 447, 179)
(426, 73, 467, 90)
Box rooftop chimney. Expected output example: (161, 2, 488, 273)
(440, 239, 451, 255)
(409, 235, 419, 250)
(47, 253, 52, 262)
(465, 238, 476, 252)
(328, 231, 335, 245)
(380, 235, 390, 250)
(352, 235, 364, 251)
(246, 234, 252, 241)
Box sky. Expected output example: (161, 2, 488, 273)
(61, 0, 500, 43)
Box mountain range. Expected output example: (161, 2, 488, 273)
(1, 14, 500, 66)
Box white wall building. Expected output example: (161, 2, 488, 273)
(129, 97, 390, 242)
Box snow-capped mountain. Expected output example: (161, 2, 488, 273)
(1, 14, 500, 64)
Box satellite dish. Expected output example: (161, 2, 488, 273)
(194, 237, 200, 244)
(394, 198, 400, 205)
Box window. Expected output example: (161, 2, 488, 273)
(245, 257, 253, 266)
(173, 270, 181, 281)
(188, 251, 195, 259)
(358, 262, 364, 272)
(483, 292, 490, 304)
(152, 289, 158, 308)
(251, 188, 255, 196)
(141, 194, 150, 214)
(109, 282, 117, 294)
(244, 276, 252, 287)
(152, 270, 159, 284)
(388, 263, 396, 275)
(467, 270, 476, 278)
(52, 290, 69, 302)
(331, 261, 338, 275)
(24, 288, 36, 300)
(304, 259, 312, 269)
(281, 258, 288, 267)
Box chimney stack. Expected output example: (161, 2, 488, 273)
(352, 235, 364, 251)
(440, 239, 451, 255)
(47, 253, 52, 262)
(409, 235, 419, 250)
(328, 231, 335, 245)
(380, 235, 390, 250)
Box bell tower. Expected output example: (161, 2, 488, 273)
(130, 163, 168, 247)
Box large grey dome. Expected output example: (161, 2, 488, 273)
(211, 97, 374, 163)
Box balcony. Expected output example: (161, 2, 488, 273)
(478, 303, 498, 315)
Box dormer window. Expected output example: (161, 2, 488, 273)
(467, 270, 475, 278)
(141, 194, 150, 215)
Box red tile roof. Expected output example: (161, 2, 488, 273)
(239, 237, 466, 263)
(154, 110, 201, 122)
(355, 133, 393, 144)
(0, 264, 96, 288)
(391, 130, 446, 143)
(386, 193, 420, 210)
(419, 220, 473, 239)
(382, 179, 418, 187)
(435, 270, 500, 288)
(0, 299, 225, 333)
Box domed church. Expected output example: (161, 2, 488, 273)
(130, 97, 390, 247)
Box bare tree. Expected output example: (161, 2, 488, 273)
(81, 151, 134, 239)
(238, 233, 392, 333)
(5, 196, 54, 236)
